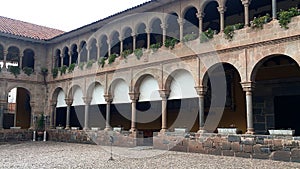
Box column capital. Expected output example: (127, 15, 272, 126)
(196, 12, 205, 19)
(129, 92, 139, 101)
(241, 0, 251, 5)
(177, 18, 185, 26)
(158, 89, 170, 99)
(195, 86, 207, 96)
(64, 98, 73, 106)
(82, 97, 92, 105)
(160, 23, 168, 30)
(145, 28, 152, 34)
(241, 82, 255, 92)
(217, 6, 227, 13)
(104, 94, 113, 102)
(131, 33, 137, 37)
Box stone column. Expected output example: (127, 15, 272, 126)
(83, 97, 92, 130)
(132, 33, 136, 50)
(119, 36, 124, 54)
(177, 18, 185, 42)
(195, 86, 207, 133)
(241, 82, 255, 134)
(29, 101, 35, 129)
(0, 99, 6, 129)
(107, 40, 111, 56)
(19, 54, 23, 69)
(65, 99, 73, 130)
(69, 51, 72, 66)
(241, 0, 251, 26)
(160, 23, 168, 47)
(104, 94, 112, 131)
(159, 90, 170, 132)
(60, 55, 63, 67)
(196, 12, 204, 34)
(3, 49, 7, 70)
(50, 100, 57, 129)
(129, 92, 139, 132)
(146, 28, 152, 49)
(272, 0, 277, 19)
(218, 6, 226, 32)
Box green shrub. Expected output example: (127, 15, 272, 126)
(22, 67, 33, 76)
(108, 54, 117, 64)
(134, 48, 143, 60)
(86, 60, 95, 69)
(78, 62, 85, 70)
(98, 57, 106, 68)
(200, 28, 214, 43)
(183, 33, 197, 42)
(250, 13, 271, 29)
(40, 67, 48, 75)
(121, 49, 132, 59)
(278, 7, 300, 29)
(68, 63, 76, 73)
(150, 43, 161, 52)
(164, 37, 178, 49)
(224, 23, 244, 41)
(52, 67, 58, 78)
(59, 65, 67, 75)
(8, 66, 20, 78)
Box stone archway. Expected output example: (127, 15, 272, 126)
(251, 54, 300, 135)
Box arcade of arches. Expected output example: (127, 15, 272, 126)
(0, 0, 300, 140)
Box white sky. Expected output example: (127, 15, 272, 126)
(0, 0, 150, 32)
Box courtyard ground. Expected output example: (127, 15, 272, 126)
(0, 142, 300, 169)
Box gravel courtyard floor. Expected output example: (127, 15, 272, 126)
(0, 142, 300, 169)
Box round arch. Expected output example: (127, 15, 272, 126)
(109, 78, 130, 104)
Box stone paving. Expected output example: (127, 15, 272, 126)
(0, 142, 300, 169)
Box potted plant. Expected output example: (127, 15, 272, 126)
(36, 114, 45, 141)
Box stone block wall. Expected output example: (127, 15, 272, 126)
(0, 129, 33, 142)
(154, 133, 300, 162)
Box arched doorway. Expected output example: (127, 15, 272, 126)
(251, 55, 300, 135)
(203, 63, 246, 133)
(5, 87, 31, 129)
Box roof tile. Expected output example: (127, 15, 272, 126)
(0, 16, 64, 40)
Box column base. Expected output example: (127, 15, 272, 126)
(129, 128, 137, 133)
(246, 128, 255, 135)
(104, 127, 112, 131)
(83, 127, 90, 131)
(197, 129, 207, 134)
(65, 126, 70, 130)
(160, 128, 168, 133)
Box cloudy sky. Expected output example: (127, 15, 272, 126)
(0, 0, 150, 32)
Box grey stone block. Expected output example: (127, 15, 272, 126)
(228, 135, 241, 142)
(270, 151, 291, 162)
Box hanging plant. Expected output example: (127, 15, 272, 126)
(52, 67, 58, 78)
(224, 23, 244, 41)
(278, 7, 300, 29)
(183, 33, 197, 42)
(150, 43, 161, 52)
(98, 57, 106, 68)
(134, 48, 143, 60)
(8, 66, 20, 78)
(40, 67, 48, 76)
(121, 49, 132, 59)
(200, 28, 214, 43)
(68, 63, 76, 73)
(250, 13, 271, 29)
(22, 67, 33, 76)
(59, 65, 67, 75)
(164, 37, 178, 49)
(108, 54, 117, 64)
(78, 62, 85, 70)
(86, 60, 95, 69)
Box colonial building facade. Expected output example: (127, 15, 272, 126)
(0, 0, 300, 139)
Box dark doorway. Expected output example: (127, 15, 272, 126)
(274, 95, 300, 136)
